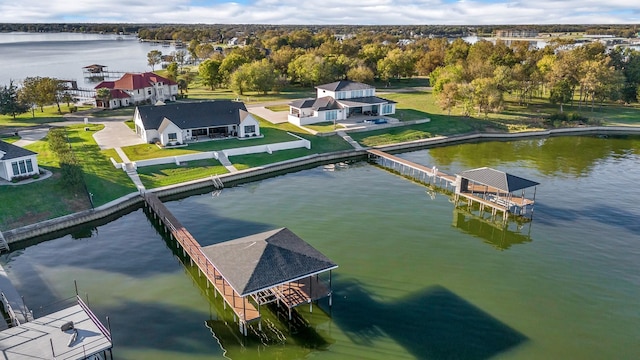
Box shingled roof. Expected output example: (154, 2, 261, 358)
(316, 80, 373, 92)
(459, 167, 539, 193)
(289, 97, 343, 111)
(136, 101, 248, 130)
(0, 140, 37, 161)
(200, 228, 337, 296)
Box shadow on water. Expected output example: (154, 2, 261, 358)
(451, 209, 533, 250)
(332, 277, 527, 360)
(534, 202, 640, 234)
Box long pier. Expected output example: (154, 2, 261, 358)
(367, 149, 456, 190)
(143, 193, 260, 333)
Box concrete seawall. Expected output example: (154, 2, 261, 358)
(4, 126, 640, 246)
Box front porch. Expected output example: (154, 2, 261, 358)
(186, 125, 237, 142)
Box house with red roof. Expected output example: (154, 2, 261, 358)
(94, 72, 178, 109)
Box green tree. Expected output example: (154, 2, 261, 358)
(96, 87, 111, 108)
(147, 50, 162, 71)
(347, 65, 375, 83)
(0, 81, 29, 119)
(198, 58, 223, 90)
(166, 62, 179, 81)
(220, 52, 250, 84)
(549, 79, 573, 112)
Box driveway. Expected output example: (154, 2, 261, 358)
(13, 128, 50, 147)
(248, 106, 289, 124)
(93, 122, 145, 150)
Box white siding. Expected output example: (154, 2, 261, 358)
(239, 114, 260, 138)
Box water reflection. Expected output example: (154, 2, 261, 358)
(451, 209, 532, 250)
(332, 278, 527, 360)
(428, 135, 640, 178)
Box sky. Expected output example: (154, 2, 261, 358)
(0, 0, 638, 25)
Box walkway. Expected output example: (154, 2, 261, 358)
(92, 121, 144, 150)
(337, 131, 364, 150)
(216, 152, 238, 173)
(248, 106, 289, 124)
(0, 264, 32, 326)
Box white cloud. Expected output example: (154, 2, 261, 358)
(0, 0, 638, 24)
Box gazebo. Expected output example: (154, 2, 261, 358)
(454, 167, 539, 220)
(200, 228, 337, 334)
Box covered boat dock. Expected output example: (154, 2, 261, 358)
(454, 167, 539, 221)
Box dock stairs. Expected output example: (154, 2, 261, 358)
(0, 231, 9, 253)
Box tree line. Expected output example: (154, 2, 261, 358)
(0, 77, 75, 119)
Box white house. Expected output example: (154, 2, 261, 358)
(133, 100, 260, 146)
(288, 80, 396, 126)
(95, 72, 179, 109)
(0, 140, 39, 181)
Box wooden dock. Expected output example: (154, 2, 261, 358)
(367, 149, 538, 222)
(367, 149, 456, 189)
(143, 193, 261, 330)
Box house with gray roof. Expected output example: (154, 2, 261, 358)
(133, 100, 260, 146)
(288, 80, 396, 126)
(0, 141, 39, 181)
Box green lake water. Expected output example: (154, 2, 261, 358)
(2, 135, 639, 359)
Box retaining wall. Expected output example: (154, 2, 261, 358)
(5, 125, 640, 245)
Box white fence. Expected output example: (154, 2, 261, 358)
(125, 134, 310, 169)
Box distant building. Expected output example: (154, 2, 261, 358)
(94, 72, 178, 109)
(495, 29, 539, 38)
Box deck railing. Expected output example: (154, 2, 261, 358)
(77, 296, 111, 343)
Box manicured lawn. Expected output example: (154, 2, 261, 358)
(137, 159, 229, 189)
(305, 122, 346, 132)
(185, 83, 314, 103)
(122, 120, 300, 161)
(102, 148, 123, 163)
(91, 107, 135, 118)
(124, 120, 135, 130)
(230, 148, 314, 170)
(265, 104, 290, 112)
(65, 124, 137, 206)
(0, 104, 88, 128)
(0, 135, 20, 143)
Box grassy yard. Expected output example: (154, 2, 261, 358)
(0, 125, 136, 230)
(0, 104, 90, 129)
(91, 107, 136, 118)
(0, 135, 20, 143)
(305, 122, 346, 132)
(65, 124, 137, 206)
(230, 148, 314, 170)
(137, 159, 229, 189)
(124, 120, 135, 130)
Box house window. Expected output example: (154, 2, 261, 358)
(168, 133, 177, 142)
(11, 159, 32, 176)
(147, 89, 152, 95)
(325, 110, 338, 121)
(244, 125, 256, 134)
(382, 104, 393, 114)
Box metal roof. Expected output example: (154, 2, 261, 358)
(200, 228, 337, 296)
(0, 141, 37, 161)
(136, 100, 248, 130)
(459, 167, 539, 193)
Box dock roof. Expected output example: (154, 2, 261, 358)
(201, 228, 337, 296)
(459, 167, 539, 193)
(0, 304, 112, 360)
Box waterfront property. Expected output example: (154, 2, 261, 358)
(0, 296, 113, 360)
(94, 72, 178, 109)
(143, 193, 336, 335)
(288, 80, 396, 126)
(0, 141, 39, 182)
(133, 100, 261, 146)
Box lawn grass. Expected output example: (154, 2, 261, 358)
(124, 120, 135, 130)
(265, 104, 291, 112)
(137, 159, 229, 189)
(230, 148, 314, 170)
(0, 135, 20, 143)
(0, 104, 84, 128)
(122, 120, 300, 161)
(305, 122, 346, 132)
(102, 148, 123, 163)
(185, 83, 314, 103)
(91, 107, 135, 118)
(65, 124, 137, 206)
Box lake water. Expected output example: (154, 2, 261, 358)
(0, 32, 170, 89)
(2, 135, 639, 359)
